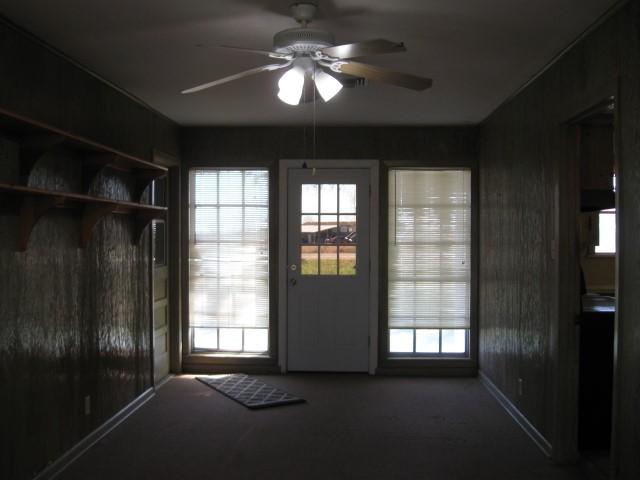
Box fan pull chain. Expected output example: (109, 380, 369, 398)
(313, 62, 317, 162)
(303, 121, 307, 160)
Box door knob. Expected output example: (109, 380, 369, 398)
(290, 278, 297, 286)
(289, 264, 297, 271)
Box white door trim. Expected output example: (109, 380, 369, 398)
(278, 159, 379, 374)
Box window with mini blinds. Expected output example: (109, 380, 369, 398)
(388, 169, 471, 357)
(189, 169, 270, 354)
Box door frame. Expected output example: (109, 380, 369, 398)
(152, 149, 182, 381)
(278, 159, 380, 374)
(554, 96, 618, 463)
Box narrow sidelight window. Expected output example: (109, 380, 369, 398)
(188, 169, 269, 354)
(388, 169, 471, 356)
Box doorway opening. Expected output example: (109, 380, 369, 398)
(572, 99, 616, 477)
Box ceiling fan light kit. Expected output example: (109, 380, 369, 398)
(314, 68, 343, 102)
(276, 56, 343, 106)
(277, 62, 306, 105)
(181, 2, 433, 105)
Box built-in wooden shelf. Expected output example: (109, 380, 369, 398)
(0, 183, 166, 251)
(0, 106, 167, 200)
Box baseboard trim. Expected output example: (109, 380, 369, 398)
(155, 373, 174, 390)
(34, 387, 156, 480)
(479, 370, 553, 457)
(376, 366, 477, 377)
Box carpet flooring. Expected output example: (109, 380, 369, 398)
(59, 375, 586, 480)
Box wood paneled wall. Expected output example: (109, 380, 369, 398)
(0, 19, 179, 160)
(478, 1, 640, 477)
(182, 126, 477, 166)
(614, 2, 640, 478)
(0, 19, 180, 480)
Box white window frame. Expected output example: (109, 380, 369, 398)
(187, 167, 271, 357)
(385, 167, 473, 360)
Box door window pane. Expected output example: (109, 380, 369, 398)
(320, 215, 338, 244)
(339, 245, 356, 275)
(320, 246, 338, 275)
(301, 246, 319, 275)
(302, 184, 319, 213)
(321, 184, 338, 213)
(339, 184, 357, 213)
(339, 215, 357, 243)
(301, 183, 358, 277)
(301, 215, 318, 245)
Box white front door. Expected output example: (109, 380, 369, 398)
(287, 168, 370, 372)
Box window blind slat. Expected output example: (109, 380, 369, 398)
(189, 169, 270, 330)
(388, 170, 471, 329)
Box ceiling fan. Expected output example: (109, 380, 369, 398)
(181, 2, 433, 105)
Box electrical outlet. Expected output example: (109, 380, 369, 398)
(517, 378, 524, 396)
(84, 395, 91, 416)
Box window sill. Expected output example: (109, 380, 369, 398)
(182, 353, 279, 374)
(388, 354, 470, 360)
(190, 351, 270, 359)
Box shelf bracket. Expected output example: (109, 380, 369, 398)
(19, 134, 66, 183)
(81, 153, 122, 193)
(134, 209, 165, 245)
(135, 169, 166, 202)
(18, 195, 65, 251)
(79, 203, 117, 248)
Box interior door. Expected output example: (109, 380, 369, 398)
(152, 177, 170, 383)
(287, 168, 370, 372)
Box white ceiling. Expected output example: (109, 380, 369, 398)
(0, 0, 619, 126)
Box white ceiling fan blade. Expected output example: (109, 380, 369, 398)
(220, 45, 293, 60)
(181, 62, 291, 94)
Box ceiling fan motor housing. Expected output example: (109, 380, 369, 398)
(273, 27, 335, 54)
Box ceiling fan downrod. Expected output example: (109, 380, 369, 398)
(290, 2, 317, 27)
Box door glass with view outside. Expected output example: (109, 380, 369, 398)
(300, 183, 356, 275)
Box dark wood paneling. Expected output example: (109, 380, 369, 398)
(614, 2, 640, 478)
(0, 20, 179, 161)
(580, 124, 615, 191)
(479, 2, 640, 477)
(0, 142, 151, 480)
(0, 19, 180, 480)
(182, 126, 477, 166)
